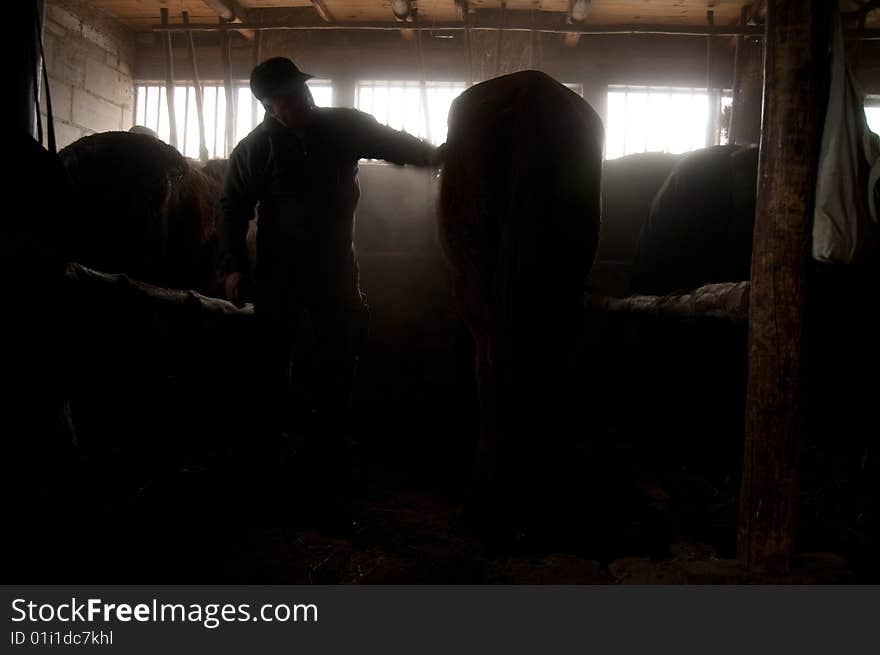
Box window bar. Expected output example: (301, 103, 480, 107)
(183, 86, 190, 157)
(213, 85, 220, 158)
(160, 8, 179, 150)
(154, 86, 161, 136)
(253, 27, 263, 130)
(184, 11, 209, 161)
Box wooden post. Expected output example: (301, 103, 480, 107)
(183, 12, 209, 161)
(737, 0, 831, 575)
(161, 8, 179, 150)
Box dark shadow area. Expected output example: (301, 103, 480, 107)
(5, 161, 877, 585)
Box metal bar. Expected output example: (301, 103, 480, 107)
(152, 20, 768, 37)
(183, 83, 190, 154)
(221, 24, 235, 156)
(495, 1, 506, 77)
(706, 10, 714, 89)
(729, 5, 748, 144)
(184, 12, 209, 161)
(161, 8, 179, 149)
(252, 26, 262, 130)
(415, 12, 430, 142)
(154, 85, 161, 135)
(213, 84, 220, 157)
(529, 16, 535, 68)
(464, 25, 473, 85)
(705, 9, 715, 146)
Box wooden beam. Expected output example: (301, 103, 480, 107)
(737, 0, 832, 575)
(151, 10, 880, 40)
(202, 0, 248, 22)
(311, 0, 334, 23)
(160, 8, 179, 150)
(153, 13, 767, 37)
(748, 0, 768, 23)
(201, 0, 254, 39)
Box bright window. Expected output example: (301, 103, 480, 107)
(606, 85, 718, 160)
(719, 94, 734, 145)
(134, 79, 333, 159)
(865, 96, 880, 135)
(355, 80, 466, 146)
(307, 81, 334, 109)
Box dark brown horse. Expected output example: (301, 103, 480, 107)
(439, 71, 604, 525)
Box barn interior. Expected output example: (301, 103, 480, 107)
(7, 0, 880, 584)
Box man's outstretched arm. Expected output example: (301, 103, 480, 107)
(348, 109, 444, 166)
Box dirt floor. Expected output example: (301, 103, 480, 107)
(6, 415, 866, 584)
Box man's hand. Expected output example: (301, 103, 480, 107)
(429, 143, 447, 167)
(224, 272, 244, 306)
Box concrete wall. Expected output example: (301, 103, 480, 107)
(41, 0, 136, 149)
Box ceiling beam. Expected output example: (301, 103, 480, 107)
(155, 7, 880, 40)
(155, 12, 767, 38)
(201, 0, 255, 39)
(747, 0, 767, 24)
(310, 0, 335, 23)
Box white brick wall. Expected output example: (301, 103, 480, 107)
(72, 88, 123, 130)
(40, 0, 135, 149)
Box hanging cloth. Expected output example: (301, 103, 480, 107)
(812, 10, 880, 264)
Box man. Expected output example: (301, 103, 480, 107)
(219, 58, 442, 471)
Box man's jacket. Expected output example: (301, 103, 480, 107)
(219, 108, 436, 307)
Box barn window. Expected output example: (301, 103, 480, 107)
(605, 85, 732, 160)
(133, 79, 334, 159)
(355, 80, 466, 146)
(865, 95, 880, 135)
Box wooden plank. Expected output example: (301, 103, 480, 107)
(154, 13, 767, 37)
(94, 0, 749, 29)
(311, 0, 335, 22)
(737, 0, 832, 575)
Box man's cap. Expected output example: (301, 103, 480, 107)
(250, 57, 314, 101)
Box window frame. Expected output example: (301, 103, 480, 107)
(133, 79, 334, 159)
(604, 84, 733, 160)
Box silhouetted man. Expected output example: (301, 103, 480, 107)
(219, 58, 442, 476)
